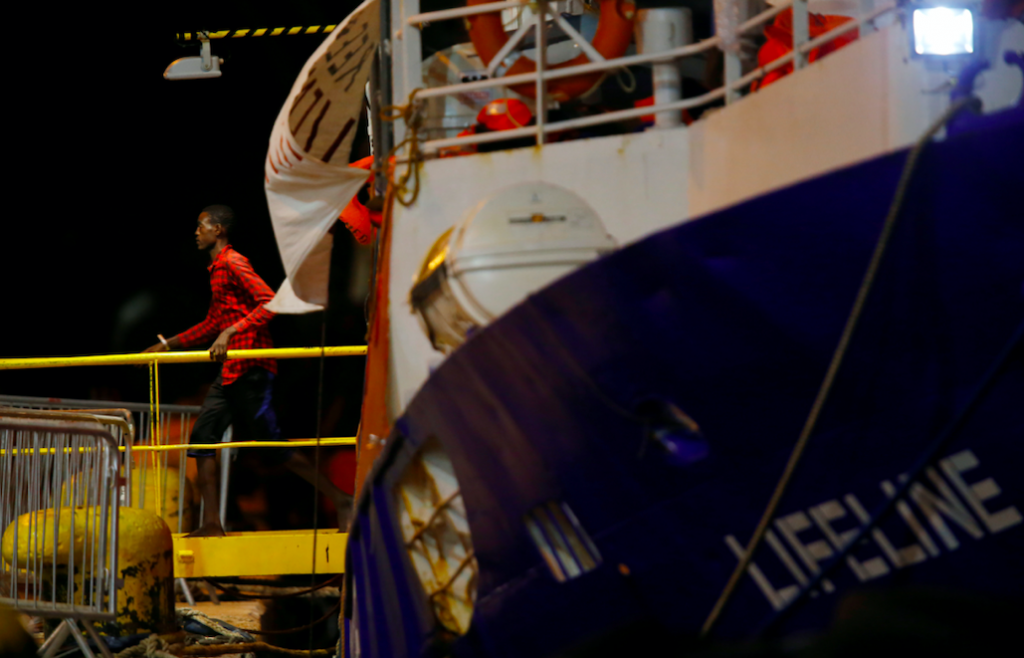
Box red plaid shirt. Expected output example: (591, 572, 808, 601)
(173, 245, 277, 385)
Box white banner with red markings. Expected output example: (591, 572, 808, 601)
(265, 0, 379, 314)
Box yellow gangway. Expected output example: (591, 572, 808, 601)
(0, 346, 365, 578)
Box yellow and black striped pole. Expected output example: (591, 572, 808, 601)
(178, 25, 338, 41)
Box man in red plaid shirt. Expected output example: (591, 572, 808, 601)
(144, 205, 351, 536)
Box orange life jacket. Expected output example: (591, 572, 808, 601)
(338, 155, 383, 244)
(751, 9, 859, 92)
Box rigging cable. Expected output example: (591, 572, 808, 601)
(699, 95, 981, 638)
(755, 315, 1024, 635)
(204, 574, 342, 599)
(308, 311, 328, 652)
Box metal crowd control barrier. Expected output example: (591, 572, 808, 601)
(0, 346, 367, 528)
(1, 347, 364, 590)
(0, 399, 360, 531)
(0, 395, 201, 534)
(0, 413, 121, 658)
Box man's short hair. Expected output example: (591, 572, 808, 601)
(202, 205, 235, 234)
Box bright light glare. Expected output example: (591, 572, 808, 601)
(913, 8, 974, 56)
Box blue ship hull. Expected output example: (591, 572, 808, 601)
(345, 116, 1024, 657)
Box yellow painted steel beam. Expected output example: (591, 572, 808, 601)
(172, 530, 347, 578)
(0, 346, 367, 371)
(130, 437, 358, 451)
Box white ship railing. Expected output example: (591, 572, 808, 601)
(390, 0, 897, 154)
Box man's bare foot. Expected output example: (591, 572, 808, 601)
(186, 522, 226, 538)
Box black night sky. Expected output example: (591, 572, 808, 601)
(3, 2, 367, 526)
(4, 1, 367, 435)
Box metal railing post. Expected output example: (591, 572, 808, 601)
(536, 0, 548, 145)
(859, 0, 876, 33)
(395, 0, 423, 148)
(370, 49, 389, 198)
(219, 425, 233, 529)
(724, 31, 742, 102)
(391, 0, 405, 147)
(178, 440, 188, 533)
(637, 8, 693, 122)
(792, 0, 809, 70)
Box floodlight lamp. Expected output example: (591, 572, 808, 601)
(164, 38, 223, 80)
(912, 6, 975, 57)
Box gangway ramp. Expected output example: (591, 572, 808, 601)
(2, 346, 366, 581)
(173, 529, 347, 578)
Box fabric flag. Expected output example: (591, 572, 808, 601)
(265, 0, 380, 313)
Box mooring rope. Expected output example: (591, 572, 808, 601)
(699, 95, 981, 638)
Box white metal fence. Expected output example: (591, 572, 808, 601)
(0, 416, 121, 620)
(0, 395, 205, 534)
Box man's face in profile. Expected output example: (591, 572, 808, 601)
(195, 212, 220, 251)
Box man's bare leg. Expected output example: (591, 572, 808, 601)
(284, 452, 354, 530)
(188, 455, 226, 537)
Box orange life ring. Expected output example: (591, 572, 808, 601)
(466, 0, 636, 102)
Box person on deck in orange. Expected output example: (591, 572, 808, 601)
(750, 9, 860, 92)
(338, 155, 384, 245)
(440, 98, 535, 157)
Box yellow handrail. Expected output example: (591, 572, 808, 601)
(132, 437, 358, 451)
(0, 346, 367, 370)
(1, 437, 358, 455)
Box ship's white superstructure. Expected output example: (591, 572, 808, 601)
(384, 0, 1019, 415)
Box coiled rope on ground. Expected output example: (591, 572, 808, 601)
(112, 608, 337, 658)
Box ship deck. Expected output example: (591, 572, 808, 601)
(172, 530, 347, 578)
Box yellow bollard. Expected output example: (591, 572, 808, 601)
(61, 466, 195, 533)
(1, 507, 175, 635)
(108, 507, 175, 635)
(0, 508, 92, 566)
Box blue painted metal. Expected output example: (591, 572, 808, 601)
(345, 116, 1024, 657)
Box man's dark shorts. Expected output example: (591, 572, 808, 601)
(187, 368, 289, 462)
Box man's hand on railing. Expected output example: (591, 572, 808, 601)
(137, 341, 169, 368)
(138, 335, 181, 367)
(210, 327, 237, 363)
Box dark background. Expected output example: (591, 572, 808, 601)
(0, 0, 721, 528)
(2, 1, 366, 528)
(3, 1, 365, 428)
